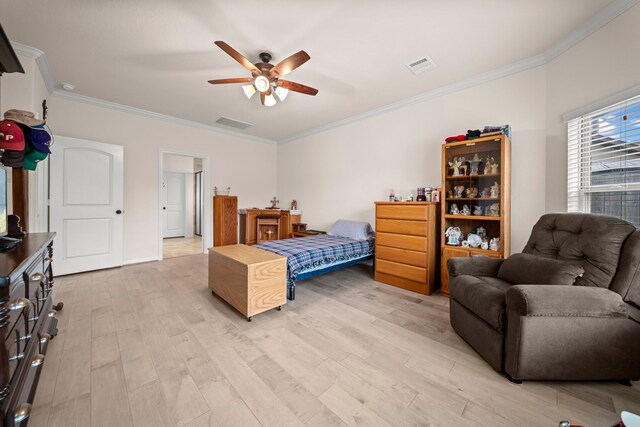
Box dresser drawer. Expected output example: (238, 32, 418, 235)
(376, 219, 427, 236)
(376, 232, 427, 252)
(376, 246, 427, 268)
(376, 205, 428, 221)
(376, 259, 426, 283)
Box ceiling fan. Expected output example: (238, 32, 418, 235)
(208, 41, 318, 107)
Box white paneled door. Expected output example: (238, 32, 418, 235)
(50, 136, 124, 275)
(162, 172, 185, 238)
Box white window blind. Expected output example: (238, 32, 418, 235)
(567, 94, 640, 227)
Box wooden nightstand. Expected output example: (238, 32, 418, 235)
(292, 230, 326, 237)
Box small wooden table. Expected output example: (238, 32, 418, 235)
(208, 244, 286, 321)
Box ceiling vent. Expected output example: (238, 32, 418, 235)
(215, 116, 252, 130)
(405, 56, 437, 74)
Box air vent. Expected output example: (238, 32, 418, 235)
(215, 116, 252, 130)
(405, 56, 437, 74)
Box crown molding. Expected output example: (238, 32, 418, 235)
(282, 0, 639, 144)
(280, 54, 547, 144)
(51, 90, 277, 145)
(562, 83, 640, 122)
(11, 42, 56, 94)
(544, 0, 640, 62)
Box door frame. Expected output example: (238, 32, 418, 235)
(158, 149, 210, 261)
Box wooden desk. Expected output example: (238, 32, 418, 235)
(208, 245, 286, 321)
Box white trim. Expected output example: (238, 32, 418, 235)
(123, 256, 159, 266)
(280, 54, 547, 144)
(158, 149, 211, 262)
(12, 0, 638, 145)
(51, 89, 276, 145)
(11, 42, 56, 93)
(562, 83, 640, 122)
(544, 0, 640, 62)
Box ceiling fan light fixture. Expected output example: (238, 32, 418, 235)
(275, 86, 288, 102)
(264, 93, 277, 107)
(254, 75, 270, 93)
(242, 84, 256, 99)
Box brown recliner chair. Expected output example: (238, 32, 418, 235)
(448, 213, 640, 383)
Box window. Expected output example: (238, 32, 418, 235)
(568, 94, 640, 227)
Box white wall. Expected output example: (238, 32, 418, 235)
(278, 67, 548, 253)
(48, 97, 277, 264)
(545, 3, 640, 213)
(163, 153, 196, 237)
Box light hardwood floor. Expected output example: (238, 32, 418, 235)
(163, 236, 203, 259)
(30, 254, 639, 426)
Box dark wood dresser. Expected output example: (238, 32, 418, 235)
(0, 233, 57, 426)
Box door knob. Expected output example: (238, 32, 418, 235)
(116, 210, 122, 214)
(163, 207, 166, 210)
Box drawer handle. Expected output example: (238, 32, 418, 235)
(7, 298, 30, 312)
(30, 272, 45, 282)
(31, 354, 45, 367)
(47, 310, 56, 318)
(9, 353, 24, 362)
(15, 334, 31, 343)
(40, 333, 51, 344)
(14, 402, 31, 423)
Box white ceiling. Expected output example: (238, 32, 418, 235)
(0, 0, 621, 142)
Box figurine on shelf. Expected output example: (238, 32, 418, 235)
(449, 157, 464, 176)
(489, 237, 500, 251)
(270, 196, 279, 209)
(447, 189, 453, 198)
(461, 240, 470, 248)
(467, 233, 482, 248)
(445, 226, 463, 246)
(475, 226, 487, 240)
(473, 205, 484, 216)
(481, 241, 489, 250)
(449, 203, 460, 215)
(484, 157, 494, 175)
(485, 203, 500, 217)
(490, 161, 499, 174)
(490, 182, 500, 198)
(291, 199, 297, 210)
(454, 185, 465, 198)
(480, 187, 490, 198)
(469, 153, 482, 176)
(465, 187, 478, 198)
(461, 204, 471, 215)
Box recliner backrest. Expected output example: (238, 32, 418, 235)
(522, 213, 636, 289)
(609, 229, 640, 309)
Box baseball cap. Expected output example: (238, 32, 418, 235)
(1, 149, 24, 168)
(0, 120, 26, 151)
(23, 143, 48, 170)
(19, 124, 51, 153)
(4, 109, 45, 127)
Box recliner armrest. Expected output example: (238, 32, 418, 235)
(506, 285, 629, 318)
(447, 256, 504, 278)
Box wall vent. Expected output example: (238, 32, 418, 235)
(215, 116, 252, 130)
(405, 56, 437, 74)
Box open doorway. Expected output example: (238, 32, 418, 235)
(160, 152, 206, 259)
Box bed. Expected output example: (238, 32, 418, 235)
(253, 231, 375, 300)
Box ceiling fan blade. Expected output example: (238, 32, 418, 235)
(260, 92, 266, 105)
(276, 80, 318, 96)
(208, 77, 254, 85)
(270, 51, 310, 78)
(214, 41, 261, 76)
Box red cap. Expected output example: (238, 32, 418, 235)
(0, 120, 26, 151)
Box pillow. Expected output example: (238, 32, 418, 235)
(327, 220, 373, 240)
(497, 253, 584, 286)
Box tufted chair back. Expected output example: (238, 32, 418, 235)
(522, 213, 636, 290)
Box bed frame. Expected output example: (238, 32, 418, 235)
(287, 254, 374, 300)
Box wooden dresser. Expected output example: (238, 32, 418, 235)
(239, 209, 301, 245)
(0, 233, 57, 426)
(374, 202, 440, 295)
(213, 196, 238, 247)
